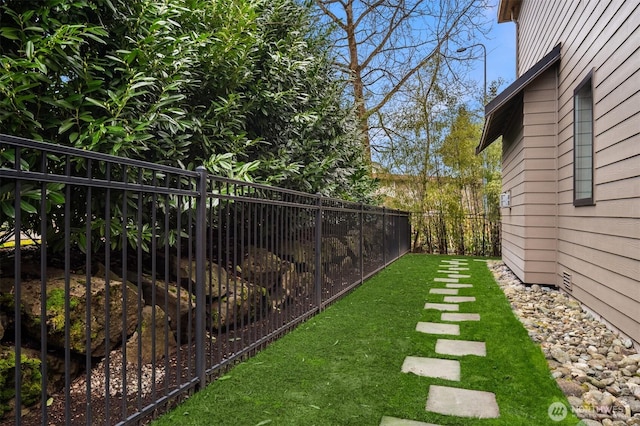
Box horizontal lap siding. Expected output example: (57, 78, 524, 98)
(501, 106, 527, 281)
(518, 0, 640, 342)
(521, 69, 558, 285)
(501, 67, 558, 286)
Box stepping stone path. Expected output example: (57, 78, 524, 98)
(429, 288, 458, 295)
(445, 283, 472, 288)
(435, 339, 486, 357)
(379, 417, 440, 426)
(423, 303, 458, 311)
(416, 322, 459, 336)
(381, 258, 500, 425)
(440, 313, 480, 322)
(443, 296, 475, 303)
(401, 356, 461, 381)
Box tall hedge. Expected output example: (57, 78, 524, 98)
(0, 0, 373, 198)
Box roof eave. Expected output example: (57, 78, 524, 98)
(476, 43, 561, 154)
(498, 0, 522, 23)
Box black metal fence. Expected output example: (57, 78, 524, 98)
(0, 134, 410, 426)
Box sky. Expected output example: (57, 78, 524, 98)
(471, 0, 518, 94)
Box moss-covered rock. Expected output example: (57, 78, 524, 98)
(13, 275, 139, 357)
(0, 347, 42, 420)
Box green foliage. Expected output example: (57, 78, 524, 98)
(0, 349, 42, 417)
(0, 0, 373, 253)
(376, 62, 502, 255)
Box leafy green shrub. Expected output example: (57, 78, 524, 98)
(0, 0, 374, 253)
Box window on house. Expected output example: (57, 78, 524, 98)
(573, 71, 594, 206)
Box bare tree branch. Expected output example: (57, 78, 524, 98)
(315, 0, 490, 161)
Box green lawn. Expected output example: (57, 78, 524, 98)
(153, 254, 579, 425)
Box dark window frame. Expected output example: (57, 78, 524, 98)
(573, 69, 595, 207)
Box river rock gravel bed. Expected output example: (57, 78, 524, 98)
(489, 261, 640, 426)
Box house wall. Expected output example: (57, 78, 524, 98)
(516, 0, 640, 343)
(501, 68, 558, 286)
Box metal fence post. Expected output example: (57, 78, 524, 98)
(314, 193, 323, 309)
(408, 213, 412, 254)
(397, 211, 401, 258)
(382, 207, 386, 267)
(359, 202, 364, 284)
(195, 166, 207, 389)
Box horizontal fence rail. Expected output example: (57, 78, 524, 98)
(0, 134, 410, 425)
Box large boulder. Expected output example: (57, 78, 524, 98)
(172, 257, 229, 298)
(342, 232, 360, 258)
(125, 305, 176, 366)
(209, 282, 266, 330)
(13, 275, 139, 358)
(240, 247, 287, 289)
(280, 240, 315, 270)
(272, 265, 314, 310)
(321, 236, 349, 262)
(137, 274, 194, 341)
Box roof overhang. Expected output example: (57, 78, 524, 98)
(498, 0, 522, 23)
(476, 43, 561, 154)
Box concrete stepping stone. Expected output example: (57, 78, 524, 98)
(443, 296, 475, 303)
(446, 274, 471, 279)
(434, 277, 459, 283)
(425, 385, 500, 418)
(443, 267, 470, 271)
(401, 356, 460, 381)
(441, 261, 466, 265)
(441, 313, 480, 322)
(380, 416, 441, 426)
(429, 288, 458, 295)
(424, 303, 459, 311)
(445, 283, 473, 288)
(435, 339, 486, 357)
(416, 322, 460, 336)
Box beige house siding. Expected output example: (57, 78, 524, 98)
(513, 0, 640, 343)
(500, 67, 558, 286)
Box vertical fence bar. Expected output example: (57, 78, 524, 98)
(103, 164, 112, 424)
(135, 176, 144, 413)
(63, 156, 72, 426)
(314, 194, 322, 309)
(85, 161, 94, 423)
(13, 168, 22, 426)
(39, 153, 49, 426)
(195, 166, 207, 389)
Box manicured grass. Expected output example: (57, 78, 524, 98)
(153, 254, 580, 425)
